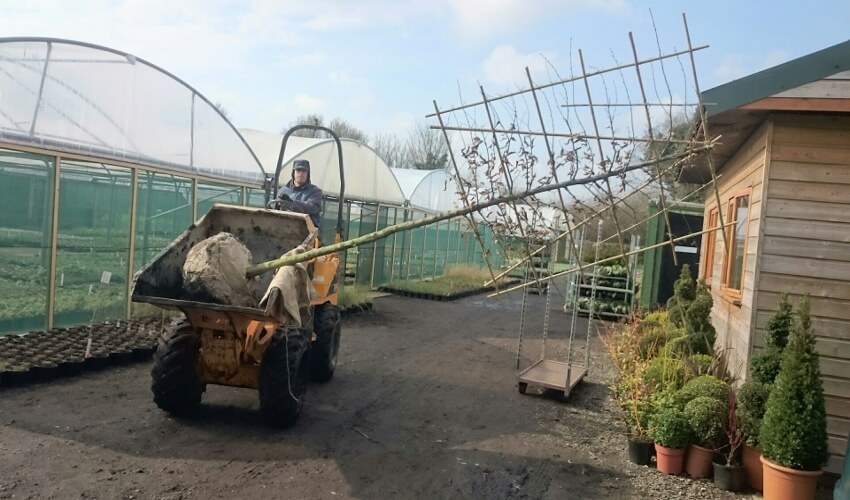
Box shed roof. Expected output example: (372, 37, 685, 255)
(681, 39, 850, 183)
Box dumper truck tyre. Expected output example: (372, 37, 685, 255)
(259, 329, 310, 427)
(151, 319, 204, 415)
(311, 302, 341, 382)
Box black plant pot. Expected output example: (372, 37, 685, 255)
(713, 460, 747, 492)
(627, 437, 654, 465)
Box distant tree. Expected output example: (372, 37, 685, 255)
(284, 114, 367, 142)
(640, 114, 701, 200)
(371, 133, 413, 169)
(284, 114, 326, 138)
(407, 121, 449, 170)
(328, 117, 368, 143)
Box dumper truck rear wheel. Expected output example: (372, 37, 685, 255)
(151, 318, 204, 415)
(311, 303, 341, 382)
(259, 329, 310, 427)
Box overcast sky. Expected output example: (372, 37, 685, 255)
(3, 0, 848, 139)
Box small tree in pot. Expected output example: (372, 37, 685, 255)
(737, 293, 793, 492)
(714, 391, 746, 491)
(759, 296, 828, 500)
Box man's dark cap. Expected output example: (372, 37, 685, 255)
(293, 159, 311, 171)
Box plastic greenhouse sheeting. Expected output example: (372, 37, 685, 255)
(241, 128, 407, 206)
(391, 167, 461, 212)
(0, 38, 265, 184)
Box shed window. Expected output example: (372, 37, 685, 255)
(702, 208, 718, 282)
(722, 192, 750, 294)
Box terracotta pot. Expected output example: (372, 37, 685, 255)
(713, 460, 747, 492)
(627, 437, 654, 466)
(685, 444, 716, 478)
(761, 455, 822, 500)
(655, 443, 686, 475)
(742, 444, 763, 491)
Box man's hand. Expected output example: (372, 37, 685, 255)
(278, 193, 292, 202)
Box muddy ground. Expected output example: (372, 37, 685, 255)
(0, 284, 836, 499)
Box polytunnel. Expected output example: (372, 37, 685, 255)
(240, 128, 406, 205)
(0, 37, 268, 334)
(0, 37, 505, 335)
(390, 167, 461, 213)
(0, 38, 265, 184)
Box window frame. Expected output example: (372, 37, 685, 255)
(701, 207, 719, 284)
(721, 188, 752, 298)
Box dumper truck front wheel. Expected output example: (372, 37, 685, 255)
(311, 303, 341, 382)
(259, 329, 310, 427)
(151, 318, 204, 415)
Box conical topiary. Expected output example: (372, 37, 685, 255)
(736, 379, 770, 447)
(765, 293, 793, 351)
(749, 293, 793, 385)
(667, 264, 696, 328)
(759, 296, 828, 471)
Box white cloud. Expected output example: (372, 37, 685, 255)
(277, 52, 327, 70)
(383, 112, 418, 135)
(447, 0, 630, 42)
(297, 0, 441, 30)
(328, 70, 360, 86)
(291, 94, 328, 114)
(714, 54, 749, 82)
(256, 93, 328, 131)
(481, 45, 555, 87)
(714, 50, 791, 84)
(761, 50, 790, 70)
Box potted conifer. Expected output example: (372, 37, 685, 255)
(759, 297, 828, 500)
(738, 293, 793, 491)
(736, 379, 770, 491)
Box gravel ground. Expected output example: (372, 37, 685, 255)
(0, 280, 837, 499)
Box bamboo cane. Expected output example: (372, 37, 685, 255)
(487, 220, 733, 298)
(244, 144, 712, 278)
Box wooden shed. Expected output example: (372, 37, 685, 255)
(681, 40, 850, 474)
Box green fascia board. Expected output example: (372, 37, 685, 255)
(703, 39, 850, 117)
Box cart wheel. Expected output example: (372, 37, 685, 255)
(518, 382, 528, 394)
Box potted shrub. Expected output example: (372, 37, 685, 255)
(664, 266, 717, 357)
(600, 318, 654, 465)
(736, 379, 770, 491)
(677, 374, 729, 405)
(750, 293, 793, 386)
(683, 396, 726, 478)
(759, 297, 828, 500)
(618, 373, 654, 465)
(650, 404, 691, 475)
(736, 294, 792, 491)
(714, 391, 746, 491)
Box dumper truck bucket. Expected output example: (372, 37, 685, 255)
(131, 204, 314, 315)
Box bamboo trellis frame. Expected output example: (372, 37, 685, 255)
(419, 12, 727, 300)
